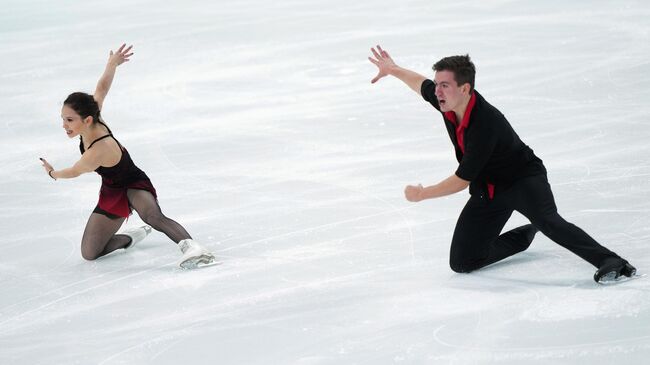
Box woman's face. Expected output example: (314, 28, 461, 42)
(61, 104, 89, 138)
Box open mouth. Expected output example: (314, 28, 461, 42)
(66, 129, 73, 135)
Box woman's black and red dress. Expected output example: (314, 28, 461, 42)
(80, 133, 157, 219)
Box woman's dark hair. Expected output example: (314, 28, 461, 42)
(433, 54, 476, 92)
(63, 92, 101, 124)
(64, 92, 112, 140)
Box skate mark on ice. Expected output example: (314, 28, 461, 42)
(217, 179, 417, 261)
(96, 264, 407, 364)
(433, 320, 650, 353)
(0, 261, 176, 330)
(0, 259, 152, 314)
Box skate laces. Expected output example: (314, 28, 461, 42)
(179, 239, 192, 253)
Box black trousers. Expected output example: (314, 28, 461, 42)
(450, 174, 620, 273)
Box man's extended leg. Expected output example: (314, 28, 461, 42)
(513, 174, 621, 267)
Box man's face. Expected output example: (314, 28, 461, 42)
(434, 70, 469, 114)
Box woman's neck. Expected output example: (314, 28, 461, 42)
(80, 123, 109, 142)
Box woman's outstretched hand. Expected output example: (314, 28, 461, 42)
(39, 157, 55, 180)
(107, 43, 134, 67)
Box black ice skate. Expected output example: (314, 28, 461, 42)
(594, 257, 637, 284)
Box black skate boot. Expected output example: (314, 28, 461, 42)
(593, 257, 636, 284)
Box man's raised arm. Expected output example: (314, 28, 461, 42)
(368, 45, 427, 95)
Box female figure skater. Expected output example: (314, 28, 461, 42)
(40, 44, 215, 269)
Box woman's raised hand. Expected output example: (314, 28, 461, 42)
(107, 43, 134, 67)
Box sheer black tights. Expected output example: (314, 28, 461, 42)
(80, 189, 192, 260)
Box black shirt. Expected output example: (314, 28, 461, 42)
(421, 79, 546, 197)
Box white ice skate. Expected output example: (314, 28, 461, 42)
(178, 239, 217, 269)
(119, 225, 152, 250)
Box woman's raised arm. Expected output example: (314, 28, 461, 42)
(94, 43, 133, 110)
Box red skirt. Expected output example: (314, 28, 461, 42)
(94, 179, 157, 219)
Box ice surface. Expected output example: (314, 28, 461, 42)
(1, 0, 650, 364)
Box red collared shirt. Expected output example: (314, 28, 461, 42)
(438, 91, 496, 199)
(443, 92, 477, 155)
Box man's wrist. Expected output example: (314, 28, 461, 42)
(417, 187, 427, 201)
(386, 64, 401, 76)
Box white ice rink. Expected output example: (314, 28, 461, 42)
(2, 0, 650, 364)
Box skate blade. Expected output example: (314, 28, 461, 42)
(597, 273, 645, 285)
(179, 254, 219, 270)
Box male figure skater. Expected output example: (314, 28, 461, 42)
(368, 45, 635, 283)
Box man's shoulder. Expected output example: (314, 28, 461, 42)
(421, 79, 440, 111)
(472, 91, 507, 123)
(473, 90, 500, 111)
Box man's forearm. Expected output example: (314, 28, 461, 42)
(421, 174, 470, 200)
(389, 66, 427, 95)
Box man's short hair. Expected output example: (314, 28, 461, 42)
(433, 55, 476, 91)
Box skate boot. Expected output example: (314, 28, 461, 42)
(119, 225, 152, 249)
(594, 257, 636, 284)
(178, 239, 216, 269)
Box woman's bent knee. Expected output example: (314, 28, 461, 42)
(80, 242, 102, 261)
(81, 249, 99, 261)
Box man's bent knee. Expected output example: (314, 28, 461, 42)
(449, 260, 476, 273)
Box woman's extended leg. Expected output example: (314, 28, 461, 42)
(127, 189, 191, 243)
(81, 213, 127, 260)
